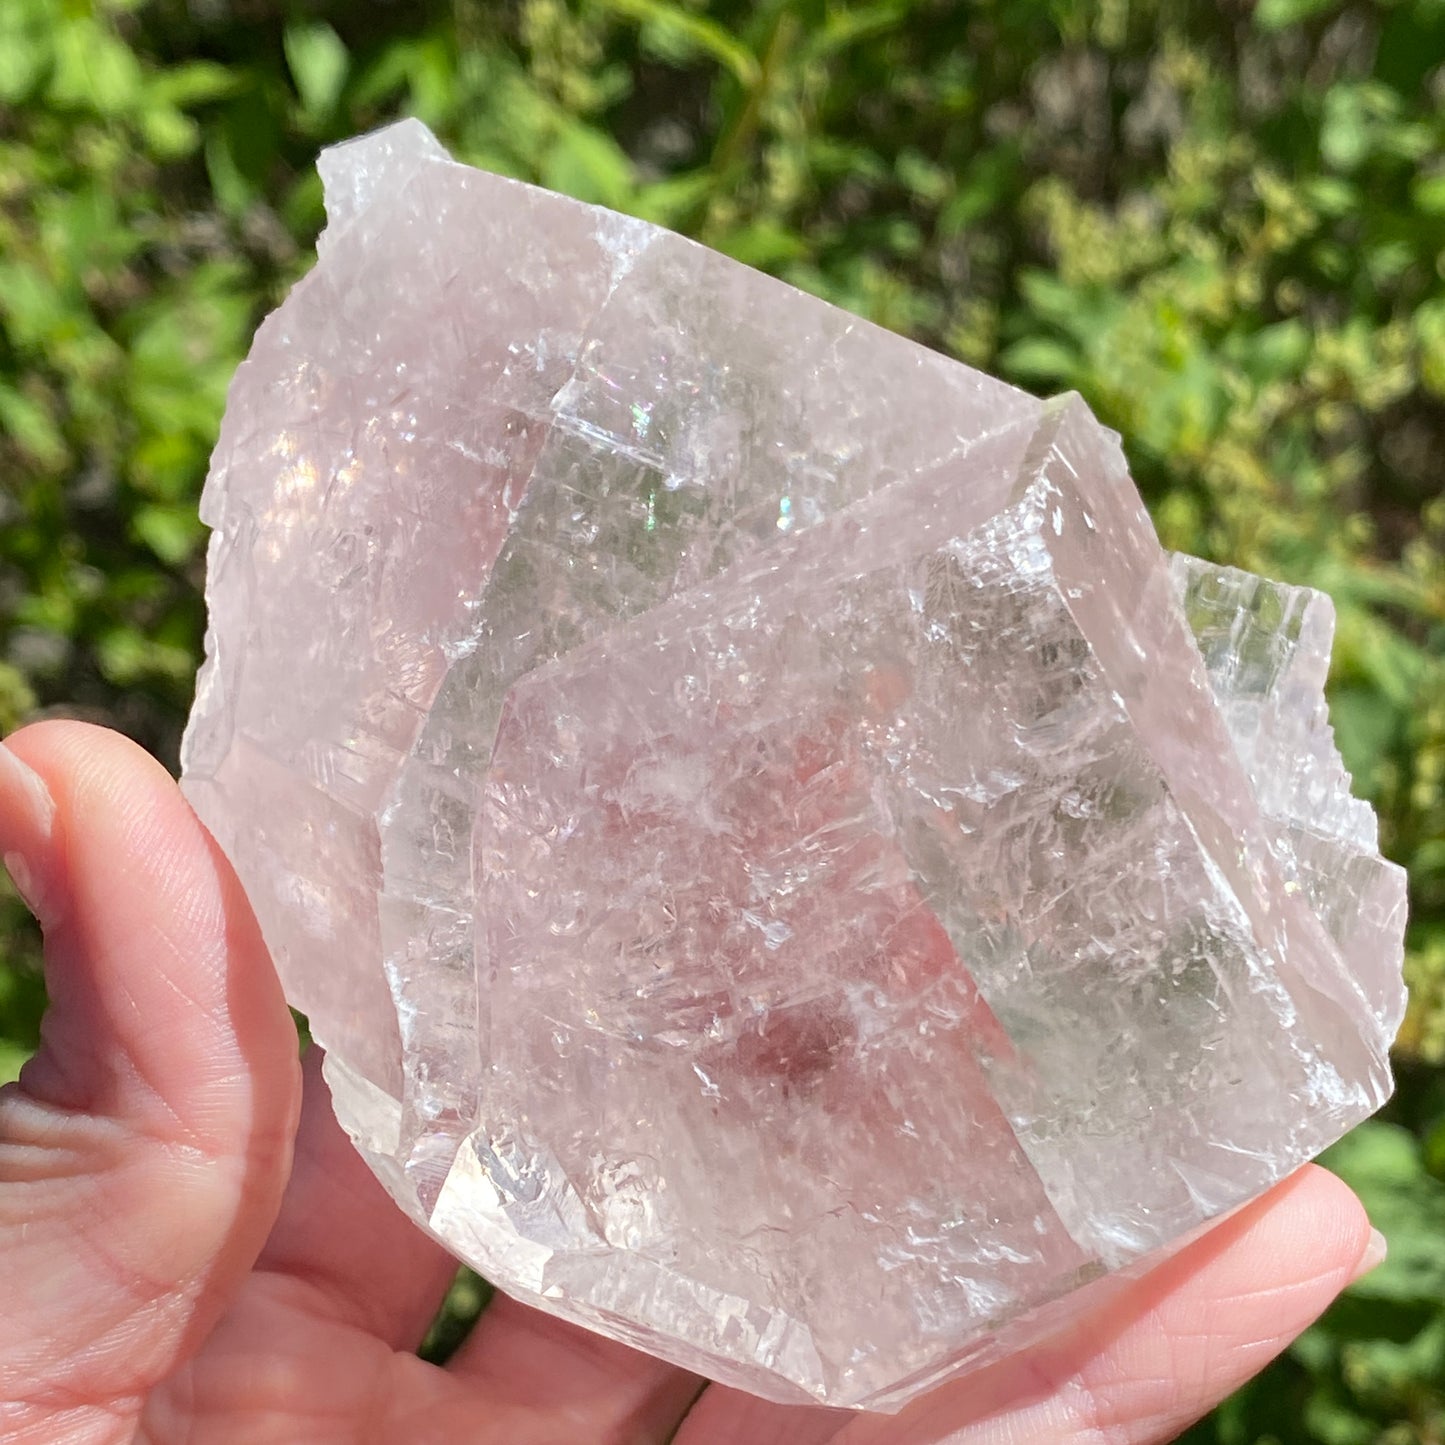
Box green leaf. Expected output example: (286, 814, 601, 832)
(0, 1040, 29, 1088)
(1255, 0, 1342, 30)
(1319, 83, 1399, 172)
(282, 170, 325, 237)
(419, 1268, 494, 1365)
(941, 151, 1016, 234)
(0, 661, 37, 735)
(1321, 1123, 1445, 1305)
(599, 0, 758, 87)
(1301, 1383, 1385, 1445)
(811, 2, 908, 57)
(1000, 336, 1078, 385)
(0, 5, 50, 104)
(205, 129, 255, 218)
(1305, 175, 1357, 217)
(401, 34, 459, 129)
(350, 39, 425, 112)
(147, 60, 241, 110)
(284, 21, 349, 122)
(1412, 173, 1445, 216)
(710, 219, 808, 268)
(0, 383, 66, 468)
(132, 504, 205, 567)
(95, 627, 193, 687)
(895, 149, 951, 205)
(1017, 269, 1089, 329)
(541, 124, 634, 209)
(1242, 319, 1311, 382)
(633, 169, 717, 226)
(1328, 686, 1398, 791)
(139, 104, 199, 160)
(47, 18, 144, 115)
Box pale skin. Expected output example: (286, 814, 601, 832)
(0, 721, 1384, 1445)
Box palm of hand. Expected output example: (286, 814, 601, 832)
(1, 724, 1378, 1445)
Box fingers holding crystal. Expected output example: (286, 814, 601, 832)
(0, 722, 300, 1437)
(663, 1168, 1372, 1445)
(447, 1292, 706, 1443)
(661, 1389, 851, 1445)
(815, 1165, 1369, 1445)
(254, 1047, 460, 1350)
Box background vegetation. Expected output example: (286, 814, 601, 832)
(0, 0, 1441, 1437)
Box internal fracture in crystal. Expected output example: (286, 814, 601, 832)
(181, 120, 1407, 1412)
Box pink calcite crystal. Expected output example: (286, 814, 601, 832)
(181, 120, 1406, 1410)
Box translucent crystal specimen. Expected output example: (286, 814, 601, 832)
(180, 120, 1407, 1412)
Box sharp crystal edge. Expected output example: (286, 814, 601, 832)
(180, 119, 1408, 1412)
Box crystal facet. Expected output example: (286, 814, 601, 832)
(181, 120, 1407, 1411)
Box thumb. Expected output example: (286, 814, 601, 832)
(0, 722, 301, 1443)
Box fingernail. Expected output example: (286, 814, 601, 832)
(1349, 1226, 1387, 1283)
(0, 741, 58, 924)
(4, 848, 43, 917)
(0, 742, 56, 836)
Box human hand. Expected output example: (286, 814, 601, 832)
(1, 722, 1384, 1444)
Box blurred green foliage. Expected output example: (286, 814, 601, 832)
(0, 0, 1442, 1437)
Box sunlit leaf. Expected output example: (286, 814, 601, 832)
(1322, 1124, 1445, 1304)
(284, 21, 349, 123)
(132, 504, 205, 567)
(541, 123, 634, 208)
(999, 336, 1078, 385)
(600, 0, 758, 86)
(1255, 0, 1342, 30)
